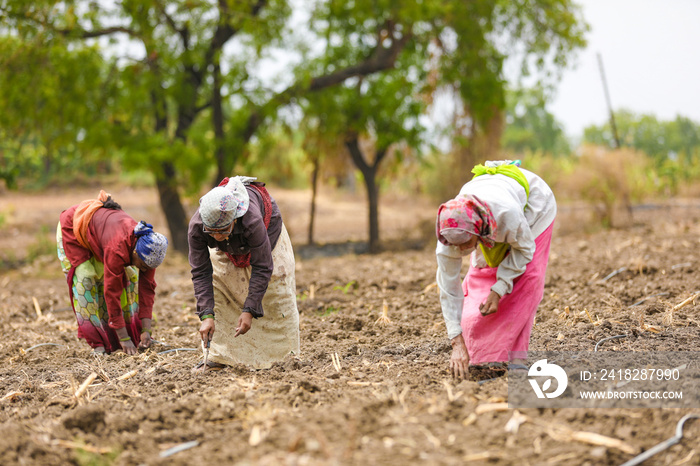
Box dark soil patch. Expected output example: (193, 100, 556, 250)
(1, 189, 700, 465)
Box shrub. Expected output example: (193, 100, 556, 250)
(560, 145, 652, 227)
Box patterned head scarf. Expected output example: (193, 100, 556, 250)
(436, 195, 497, 248)
(199, 176, 253, 228)
(133, 221, 168, 268)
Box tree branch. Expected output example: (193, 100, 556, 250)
(205, 0, 267, 66)
(154, 0, 189, 48)
(345, 133, 370, 176)
(241, 24, 413, 144)
(310, 27, 412, 91)
(59, 25, 139, 39)
(373, 147, 389, 169)
(195, 101, 212, 114)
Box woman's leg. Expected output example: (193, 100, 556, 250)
(119, 265, 143, 343)
(56, 222, 71, 274)
(71, 259, 112, 351)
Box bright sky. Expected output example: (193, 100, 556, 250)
(549, 0, 700, 138)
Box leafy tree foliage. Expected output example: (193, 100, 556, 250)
(583, 111, 700, 195)
(295, 0, 586, 249)
(501, 87, 571, 156)
(584, 110, 700, 166)
(0, 34, 110, 187)
(0, 0, 587, 253)
(402, 0, 587, 198)
(297, 0, 428, 251)
(0, 0, 414, 252)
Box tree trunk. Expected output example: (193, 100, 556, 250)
(345, 136, 387, 254)
(212, 62, 227, 186)
(43, 143, 52, 179)
(155, 161, 190, 255)
(364, 169, 380, 254)
(308, 156, 320, 245)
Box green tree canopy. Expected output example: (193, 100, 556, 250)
(0, 0, 588, 253)
(0, 34, 110, 186)
(584, 110, 700, 164)
(1, 0, 413, 252)
(501, 87, 571, 156)
(294, 0, 587, 249)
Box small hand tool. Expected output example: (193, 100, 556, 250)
(202, 337, 211, 373)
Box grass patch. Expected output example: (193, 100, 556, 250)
(333, 280, 357, 295)
(318, 305, 340, 317)
(73, 445, 121, 466)
(27, 226, 56, 263)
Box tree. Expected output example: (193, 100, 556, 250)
(0, 34, 110, 187)
(1, 0, 587, 253)
(296, 113, 345, 246)
(668, 116, 700, 164)
(341, 72, 425, 253)
(1, 0, 414, 253)
(427, 0, 588, 196)
(501, 87, 571, 156)
(584, 110, 700, 163)
(299, 61, 427, 253)
(295, 0, 587, 248)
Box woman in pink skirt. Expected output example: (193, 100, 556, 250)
(435, 161, 556, 379)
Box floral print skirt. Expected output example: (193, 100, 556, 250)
(56, 222, 143, 353)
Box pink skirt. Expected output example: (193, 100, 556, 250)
(461, 221, 554, 365)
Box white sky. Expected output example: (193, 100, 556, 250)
(549, 0, 700, 138)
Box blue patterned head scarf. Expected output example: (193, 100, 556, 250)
(133, 221, 168, 268)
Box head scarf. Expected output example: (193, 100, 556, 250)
(73, 190, 111, 252)
(133, 221, 168, 268)
(436, 195, 497, 248)
(198, 176, 254, 228)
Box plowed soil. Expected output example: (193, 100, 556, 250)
(1, 187, 699, 465)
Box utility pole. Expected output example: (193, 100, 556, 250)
(597, 52, 621, 149)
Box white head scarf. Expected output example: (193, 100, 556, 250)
(198, 176, 256, 228)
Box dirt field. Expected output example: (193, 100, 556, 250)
(1, 186, 699, 465)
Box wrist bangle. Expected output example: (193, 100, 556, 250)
(200, 314, 215, 321)
(119, 336, 132, 342)
(142, 329, 152, 335)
